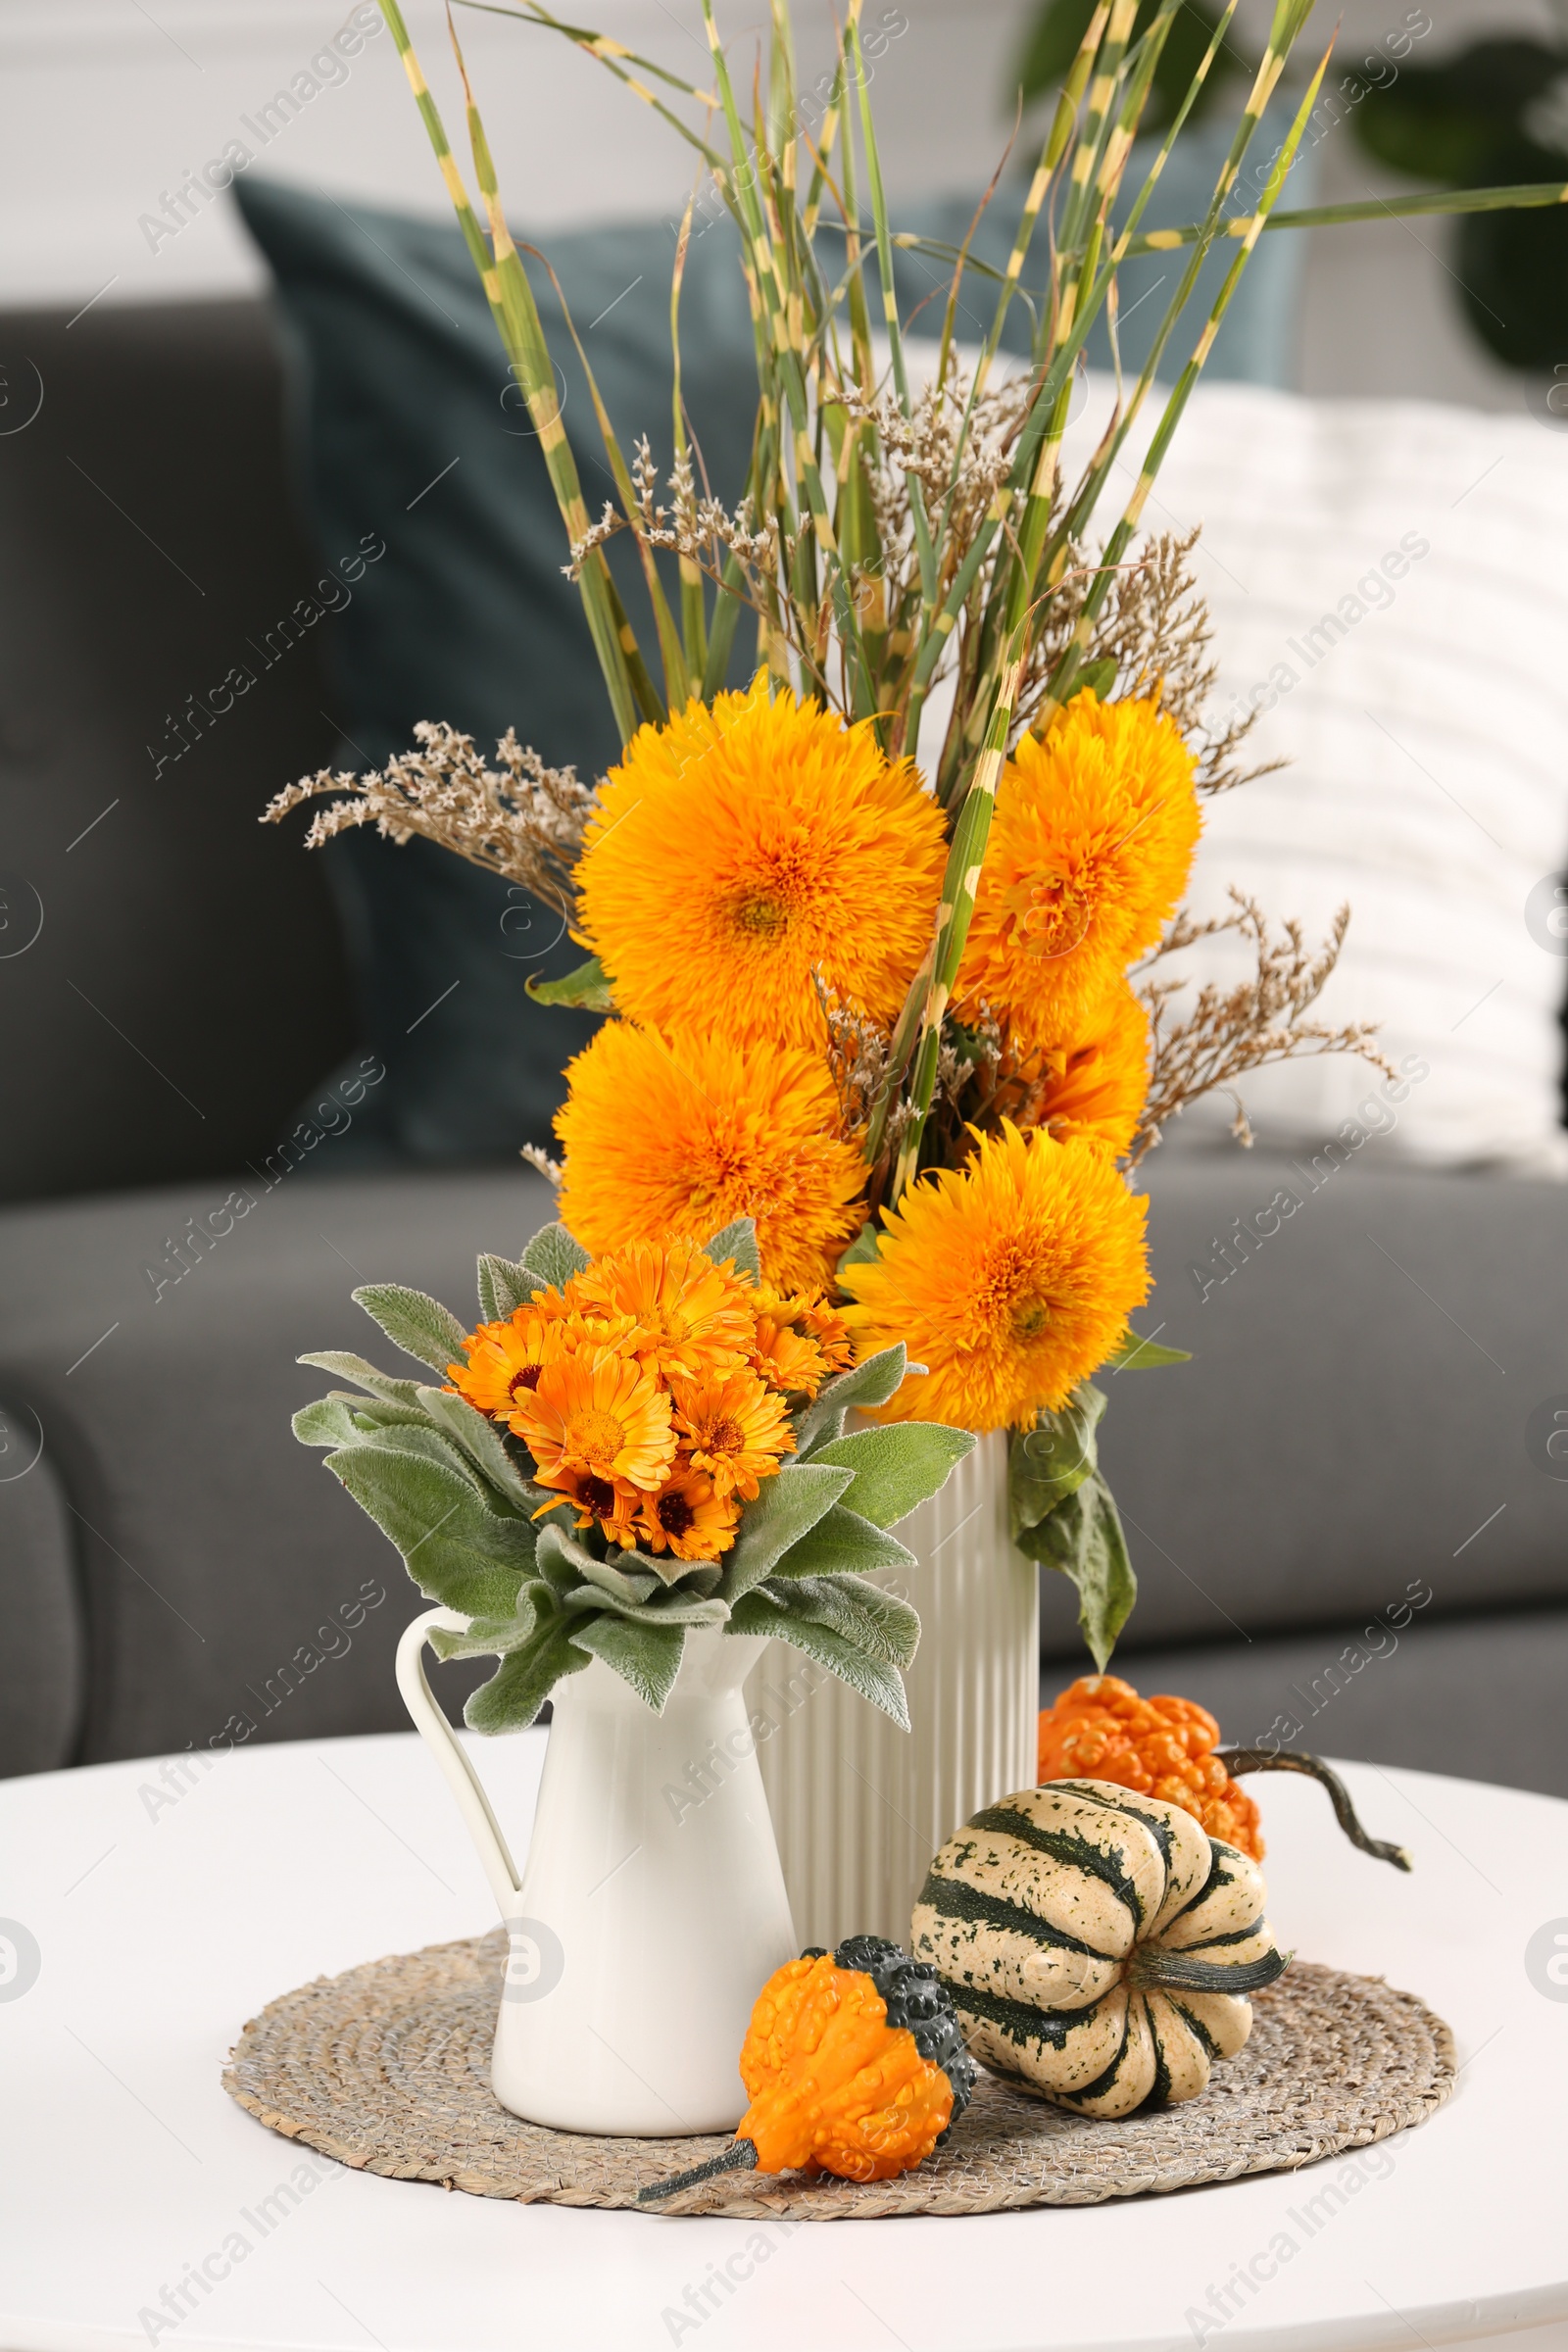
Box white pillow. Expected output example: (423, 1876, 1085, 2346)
(904, 345, 1568, 1174)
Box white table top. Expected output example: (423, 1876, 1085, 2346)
(3, 1727, 1567, 2352)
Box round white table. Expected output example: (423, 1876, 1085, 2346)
(2, 1727, 1566, 2352)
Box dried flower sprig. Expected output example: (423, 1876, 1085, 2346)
(1127, 894, 1397, 1167)
(263, 723, 597, 919)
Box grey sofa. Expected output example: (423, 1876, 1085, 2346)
(2, 297, 1565, 1793)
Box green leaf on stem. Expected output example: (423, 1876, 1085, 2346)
(809, 1422, 975, 1530)
(1017, 1469, 1137, 1671)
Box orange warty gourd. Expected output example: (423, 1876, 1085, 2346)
(638, 1937, 977, 2202)
(1038, 1674, 1265, 1860)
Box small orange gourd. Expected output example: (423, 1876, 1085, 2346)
(638, 1936, 976, 2203)
(1038, 1674, 1410, 1869)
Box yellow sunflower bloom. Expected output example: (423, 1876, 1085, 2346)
(447, 1310, 566, 1420)
(671, 1366, 796, 1500)
(956, 691, 1200, 1043)
(640, 1464, 741, 1561)
(573, 673, 948, 1046)
(568, 1240, 755, 1384)
(1033, 983, 1151, 1157)
(838, 1122, 1150, 1432)
(555, 1019, 866, 1292)
(512, 1348, 676, 1494)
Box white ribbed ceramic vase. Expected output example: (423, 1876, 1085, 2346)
(749, 1429, 1038, 1948)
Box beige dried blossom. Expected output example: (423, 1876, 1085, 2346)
(263, 722, 597, 920)
(1127, 894, 1397, 1168)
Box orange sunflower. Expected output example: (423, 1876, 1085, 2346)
(569, 1240, 754, 1384)
(1033, 983, 1151, 1156)
(956, 690, 1200, 1043)
(838, 1121, 1150, 1431)
(511, 1348, 676, 1496)
(671, 1366, 796, 1500)
(555, 1019, 866, 1292)
(640, 1464, 741, 1561)
(573, 673, 948, 1047)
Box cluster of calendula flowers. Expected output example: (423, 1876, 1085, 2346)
(446, 1238, 853, 1558)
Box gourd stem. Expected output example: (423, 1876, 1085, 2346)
(637, 2136, 760, 2205)
(1214, 1747, 1413, 1872)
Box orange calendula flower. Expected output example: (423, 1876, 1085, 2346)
(671, 1366, 796, 1501)
(568, 1241, 755, 1384)
(573, 673, 948, 1048)
(1033, 983, 1151, 1157)
(955, 691, 1200, 1043)
(749, 1288, 856, 1397)
(838, 1121, 1150, 1432)
(555, 1019, 865, 1292)
(512, 1348, 676, 1495)
(446, 1310, 565, 1420)
(639, 1464, 741, 1561)
(539, 1466, 643, 1547)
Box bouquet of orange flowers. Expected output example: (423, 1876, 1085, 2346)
(294, 1215, 970, 1725)
(278, 0, 1519, 1683)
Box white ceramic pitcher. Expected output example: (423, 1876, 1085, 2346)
(396, 1610, 798, 2136)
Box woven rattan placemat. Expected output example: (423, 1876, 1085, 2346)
(222, 1930, 1454, 2218)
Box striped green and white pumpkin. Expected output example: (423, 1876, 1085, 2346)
(910, 1777, 1289, 2118)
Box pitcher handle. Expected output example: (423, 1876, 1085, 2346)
(395, 1606, 522, 1915)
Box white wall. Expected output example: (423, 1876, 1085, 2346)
(0, 0, 1558, 407)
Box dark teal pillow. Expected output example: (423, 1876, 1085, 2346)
(235, 141, 1308, 1162)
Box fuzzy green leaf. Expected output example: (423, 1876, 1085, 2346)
(809, 1423, 975, 1530)
(1103, 1325, 1194, 1371)
(520, 1220, 590, 1294)
(569, 1612, 687, 1711)
(768, 1501, 917, 1582)
(836, 1222, 882, 1271)
(562, 1583, 729, 1628)
(416, 1385, 538, 1509)
(729, 1586, 910, 1728)
(326, 1444, 534, 1618)
(297, 1350, 422, 1407)
(427, 1599, 543, 1661)
(795, 1345, 910, 1455)
(353, 1283, 471, 1375)
(702, 1217, 761, 1283)
(537, 1524, 659, 1605)
(1017, 1469, 1137, 1672)
(476, 1251, 535, 1323)
(719, 1462, 855, 1604)
(1010, 1383, 1107, 1535)
(465, 1618, 592, 1732)
(781, 1573, 919, 1669)
(293, 1396, 366, 1449)
(525, 953, 613, 1011)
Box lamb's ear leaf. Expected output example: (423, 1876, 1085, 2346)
(477, 1252, 535, 1323)
(293, 1397, 365, 1448)
(728, 1585, 910, 1728)
(767, 1502, 916, 1582)
(568, 1612, 687, 1712)
(795, 1345, 910, 1454)
(1010, 1383, 1106, 1534)
(561, 1583, 729, 1627)
(808, 1423, 975, 1530)
(525, 954, 613, 1011)
(353, 1284, 470, 1375)
(718, 1463, 855, 1604)
(836, 1222, 882, 1270)
(703, 1217, 761, 1284)
(464, 1619, 592, 1732)
(298, 1350, 422, 1407)
(324, 1443, 533, 1618)
(1015, 1469, 1136, 1672)
(428, 1599, 543, 1661)
(779, 1573, 920, 1670)
(519, 1221, 591, 1293)
(416, 1386, 537, 1510)
(537, 1525, 659, 1606)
